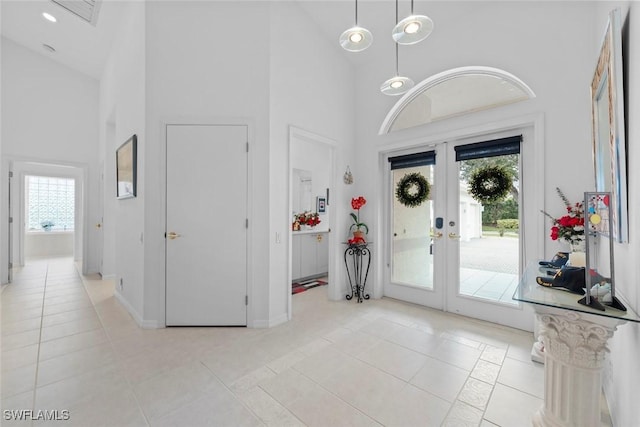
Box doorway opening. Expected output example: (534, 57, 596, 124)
(289, 128, 336, 316)
(8, 161, 85, 275)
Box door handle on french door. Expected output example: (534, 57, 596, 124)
(167, 231, 181, 240)
(448, 232, 460, 239)
(430, 232, 443, 239)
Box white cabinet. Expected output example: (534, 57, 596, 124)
(292, 232, 328, 281)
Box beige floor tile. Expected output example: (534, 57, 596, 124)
(385, 324, 442, 355)
(374, 384, 450, 426)
(42, 299, 93, 316)
(2, 329, 41, 352)
(471, 359, 502, 385)
(1, 390, 35, 427)
(38, 328, 110, 361)
(431, 338, 482, 371)
(236, 386, 304, 427)
(36, 343, 116, 387)
(410, 356, 469, 402)
(152, 388, 262, 427)
(41, 306, 98, 328)
(1, 343, 39, 372)
(357, 340, 428, 381)
(2, 317, 42, 336)
(1, 363, 37, 398)
(40, 316, 102, 342)
(484, 383, 543, 427)
(34, 363, 129, 411)
(133, 361, 223, 421)
(497, 356, 544, 399)
(481, 345, 507, 365)
(442, 400, 484, 427)
(458, 377, 494, 410)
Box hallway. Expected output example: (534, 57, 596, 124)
(2, 257, 548, 426)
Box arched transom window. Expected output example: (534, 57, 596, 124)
(380, 67, 536, 134)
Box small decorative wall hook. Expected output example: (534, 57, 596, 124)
(344, 166, 354, 184)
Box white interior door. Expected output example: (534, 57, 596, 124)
(166, 124, 248, 326)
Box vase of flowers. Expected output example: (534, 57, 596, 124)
(349, 196, 368, 244)
(295, 211, 321, 229)
(541, 187, 585, 248)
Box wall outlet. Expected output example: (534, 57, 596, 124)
(119, 278, 124, 290)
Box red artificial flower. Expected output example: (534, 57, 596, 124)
(351, 196, 366, 211)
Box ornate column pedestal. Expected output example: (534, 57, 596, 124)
(531, 307, 624, 427)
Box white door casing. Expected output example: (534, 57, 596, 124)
(165, 124, 248, 326)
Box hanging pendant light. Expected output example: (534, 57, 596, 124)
(381, 1, 414, 96)
(339, 0, 373, 52)
(392, 0, 433, 45)
(380, 44, 414, 95)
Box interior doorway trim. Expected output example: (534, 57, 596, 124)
(5, 157, 89, 274)
(288, 126, 338, 321)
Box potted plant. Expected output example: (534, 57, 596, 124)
(349, 196, 368, 243)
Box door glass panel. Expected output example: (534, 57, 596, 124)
(458, 154, 519, 305)
(391, 165, 434, 288)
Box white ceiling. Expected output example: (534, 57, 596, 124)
(1, 0, 126, 79)
(0, 0, 456, 80)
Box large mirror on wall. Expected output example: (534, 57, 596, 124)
(591, 8, 628, 243)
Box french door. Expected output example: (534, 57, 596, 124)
(385, 131, 535, 331)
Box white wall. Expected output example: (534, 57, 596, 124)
(353, 1, 596, 298)
(25, 233, 74, 258)
(270, 2, 356, 320)
(99, 1, 146, 323)
(0, 37, 100, 279)
(144, 1, 271, 326)
(592, 3, 640, 426)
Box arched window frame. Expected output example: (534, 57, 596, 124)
(379, 66, 536, 135)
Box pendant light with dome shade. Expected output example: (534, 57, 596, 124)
(339, 0, 373, 52)
(392, 0, 433, 45)
(381, 1, 415, 96)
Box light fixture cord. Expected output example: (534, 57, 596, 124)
(355, 0, 358, 25)
(411, 0, 414, 14)
(395, 0, 400, 76)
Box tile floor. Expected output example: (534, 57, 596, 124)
(1, 256, 549, 426)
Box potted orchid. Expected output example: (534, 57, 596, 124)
(349, 196, 368, 243)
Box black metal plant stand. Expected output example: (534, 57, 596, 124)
(344, 242, 371, 303)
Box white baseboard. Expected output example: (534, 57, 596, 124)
(113, 291, 164, 329)
(251, 312, 288, 328)
(101, 274, 116, 280)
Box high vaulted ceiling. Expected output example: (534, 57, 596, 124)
(1, 0, 451, 80)
(1, 0, 126, 79)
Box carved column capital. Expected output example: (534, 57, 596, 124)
(537, 311, 617, 369)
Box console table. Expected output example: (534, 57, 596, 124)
(513, 262, 640, 427)
(344, 242, 371, 303)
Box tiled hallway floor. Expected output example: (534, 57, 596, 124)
(2, 257, 547, 426)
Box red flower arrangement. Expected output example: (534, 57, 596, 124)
(295, 211, 321, 227)
(541, 188, 585, 244)
(348, 196, 368, 245)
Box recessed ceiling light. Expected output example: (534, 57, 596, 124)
(42, 12, 57, 23)
(42, 44, 56, 53)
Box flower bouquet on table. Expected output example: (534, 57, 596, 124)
(541, 187, 585, 247)
(348, 196, 368, 245)
(295, 211, 321, 229)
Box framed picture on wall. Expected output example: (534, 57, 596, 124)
(116, 134, 137, 199)
(317, 197, 326, 213)
(591, 8, 628, 242)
